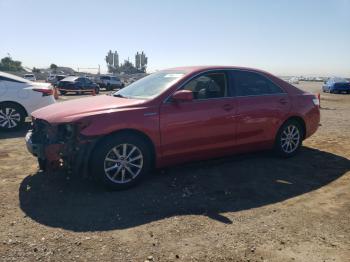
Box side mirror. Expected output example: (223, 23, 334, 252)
(171, 90, 193, 102)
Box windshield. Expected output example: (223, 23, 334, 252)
(113, 70, 186, 99)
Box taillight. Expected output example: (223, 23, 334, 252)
(32, 88, 53, 96)
(312, 94, 320, 107)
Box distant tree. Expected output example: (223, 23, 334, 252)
(0, 56, 23, 71)
(32, 67, 40, 73)
(50, 64, 58, 73)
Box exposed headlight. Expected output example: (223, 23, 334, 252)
(58, 124, 75, 140)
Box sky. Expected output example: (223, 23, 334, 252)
(0, 0, 349, 76)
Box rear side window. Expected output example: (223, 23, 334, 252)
(182, 72, 227, 100)
(230, 71, 284, 96)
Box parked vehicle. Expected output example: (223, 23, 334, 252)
(96, 75, 124, 91)
(322, 77, 350, 94)
(0, 71, 55, 131)
(57, 76, 100, 95)
(23, 74, 36, 81)
(288, 76, 299, 84)
(52, 75, 67, 86)
(25, 66, 320, 190)
(46, 74, 56, 83)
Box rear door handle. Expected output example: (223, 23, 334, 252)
(223, 104, 234, 111)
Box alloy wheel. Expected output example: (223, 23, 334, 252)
(103, 143, 144, 184)
(280, 125, 300, 154)
(0, 107, 21, 129)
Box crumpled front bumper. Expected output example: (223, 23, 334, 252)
(25, 128, 96, 174)
(25, 130, 65, 169)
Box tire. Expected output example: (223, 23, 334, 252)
(90, 133, 152, 190)
(60, 90, 67, 95)
(38, 158, 47, 171)
(95, 87, 100, 94)
(274, 120, 304, 158)
(0, 102, 26, 131)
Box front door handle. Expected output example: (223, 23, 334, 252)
(223, 104, 234, 111)
(279, 98, 288, 105)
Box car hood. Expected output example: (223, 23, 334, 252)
(32, 95, 146, 123)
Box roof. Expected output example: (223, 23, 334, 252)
(164, 65, 271, 75)
(61, 76, 79, 82)
(0, 71, 31, 83)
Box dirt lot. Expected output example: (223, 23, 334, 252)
(0, 82, 349, 261)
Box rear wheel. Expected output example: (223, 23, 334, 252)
(0, 102, 26, 131)
(95, 87, 100, 94)
(275, 120, 303, 157)
(91, 134, 152, 190)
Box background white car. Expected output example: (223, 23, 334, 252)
(96, 75, 124, 91)
(0, 72, 56, 131)
(23, 73, 36, 81)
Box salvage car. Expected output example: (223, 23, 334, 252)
(0, 71, 55, 131)
(57, 76, 100, 95)
(322, 77, 350, 94)
(25, 66, 320, 190)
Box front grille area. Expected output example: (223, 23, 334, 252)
(31, 118, 54, 144)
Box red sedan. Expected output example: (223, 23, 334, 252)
(26, 66, 320, 190)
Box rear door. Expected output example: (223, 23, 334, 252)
(230, 70, 291, 147)
(160, 70, 238, 162)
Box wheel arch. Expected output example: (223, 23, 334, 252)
(280, 116, 306, 140)
(0, 101, 28, 117)
(90, 128, 157, 168)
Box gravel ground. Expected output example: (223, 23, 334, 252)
(0, 82, 349, 261)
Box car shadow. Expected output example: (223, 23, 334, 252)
(19, 147, 350, 232)
(0, 123, 30, 139)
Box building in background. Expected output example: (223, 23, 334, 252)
(135, 51, 148, 72)
(106, 50, 148, 74)
(113, 51, 119, 68)
(106, 50, 119, 73)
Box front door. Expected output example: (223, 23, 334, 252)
(160, 71, 238, 163)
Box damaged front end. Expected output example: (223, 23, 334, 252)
(25, 118, 96, 176)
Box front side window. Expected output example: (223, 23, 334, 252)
(182, 72, 227, 99)
(231, 71, 284, 96)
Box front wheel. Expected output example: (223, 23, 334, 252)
(0, 102, 26, 131)
(275, 120, 303, 157)
(91, 134, 152, 190)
